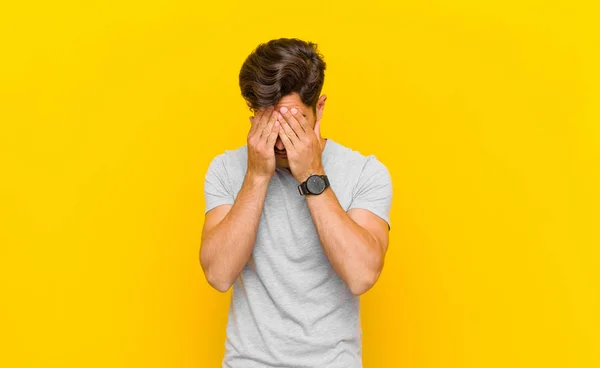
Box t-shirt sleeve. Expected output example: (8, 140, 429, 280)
(347, 156, 393, 230)
(204, 154, 235, 214)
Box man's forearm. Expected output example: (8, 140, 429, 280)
(306, 187, 384, 295)
(200, 174, 269, 292)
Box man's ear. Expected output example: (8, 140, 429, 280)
(315, 94, 327, 123)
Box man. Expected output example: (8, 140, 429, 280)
(200, 38, 393, 368)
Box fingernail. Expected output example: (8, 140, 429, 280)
(291, 108, 297, 115)
(280, 107, 288, 113)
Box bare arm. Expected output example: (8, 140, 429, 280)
(200, 174, 270, 292)
(305, 185, 390, 295)
(200, 107, 280, 292)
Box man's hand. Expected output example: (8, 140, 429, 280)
(247, 107, 280, 180)
(277, 107, 324, 183)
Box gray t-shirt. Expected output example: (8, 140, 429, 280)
(204, 138, 393, 368)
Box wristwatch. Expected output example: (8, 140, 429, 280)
(298, 174, 330, 196)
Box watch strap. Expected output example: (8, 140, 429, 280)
(298, 181, 307, 195)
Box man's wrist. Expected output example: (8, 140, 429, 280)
(298, 167, 325, 183)
(245, 171, 272, 189)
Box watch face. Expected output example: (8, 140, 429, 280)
(306, 175, 326, 194)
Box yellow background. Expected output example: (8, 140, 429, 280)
(1, 0, 599, 367)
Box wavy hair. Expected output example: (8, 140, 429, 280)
(239, 38, 326, 113)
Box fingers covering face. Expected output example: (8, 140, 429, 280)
(278, 112, 298, 146)
(250, 105, 313, 150)
(266, 120, 280, 147)
(249, 106, 273, 135)
(277, 120, 293, 149)
(278, 107, 306, 136)
(260, 109, 278, 141)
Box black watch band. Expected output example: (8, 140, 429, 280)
(298, 174, 330, 196)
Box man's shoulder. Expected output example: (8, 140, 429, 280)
(209, 144, 248, 165)
(206, 145, 248, 177)
(325, 138, 389, 174)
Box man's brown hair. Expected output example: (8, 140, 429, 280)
(239, 38, 326, 114)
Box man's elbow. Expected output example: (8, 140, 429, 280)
(203, 267, 233, 293)
(200, 253, 233, 292)
(348, 268, 382, 296)
(206, 275, 233, 293)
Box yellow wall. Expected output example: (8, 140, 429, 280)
(1, 0, 599, 367)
